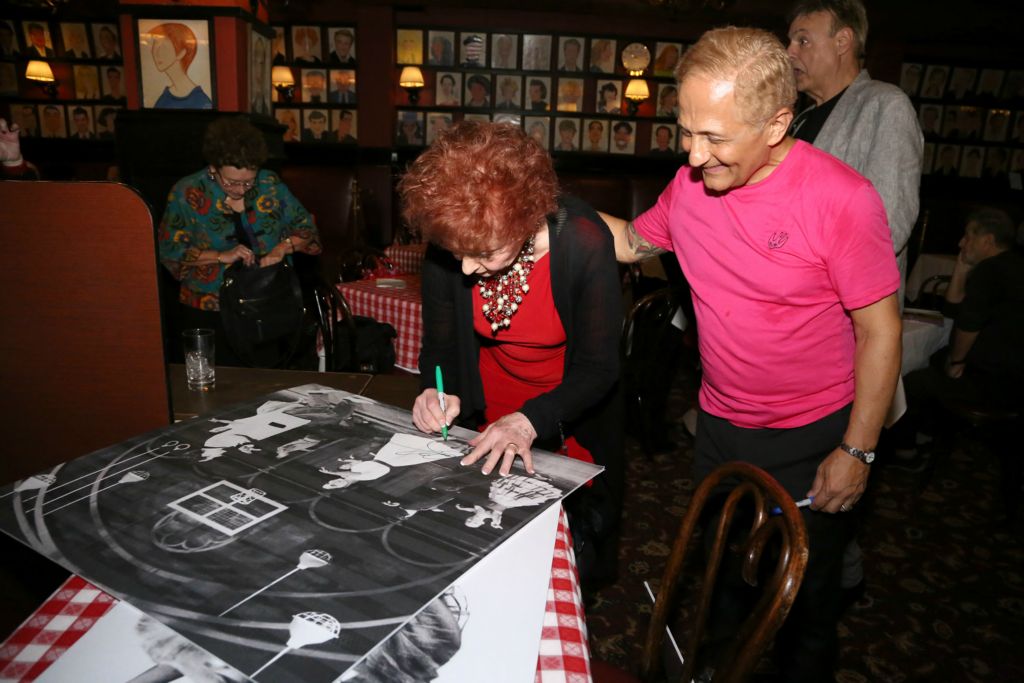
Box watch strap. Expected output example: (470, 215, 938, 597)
(839, 441, 875, 463)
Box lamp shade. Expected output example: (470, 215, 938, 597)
(399, 66, 425, 88)
(271, 65, 295, 87)
(25, 60, 55, 83)
(625, 78, 650, 101)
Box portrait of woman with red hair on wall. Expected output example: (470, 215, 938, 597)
(140, 19, 213, 109)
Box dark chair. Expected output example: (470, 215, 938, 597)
(620, 287, 685, 454)
(916, 274, 951, 310)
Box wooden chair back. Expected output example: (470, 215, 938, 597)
(641, 461, 809, 683)
(0, 181, 170, 484)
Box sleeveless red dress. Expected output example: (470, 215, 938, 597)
(471, 253, 594, 463)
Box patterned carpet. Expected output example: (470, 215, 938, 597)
(585, 376, 1024, 682)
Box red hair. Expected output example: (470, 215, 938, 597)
(151, 23, 198, 72)
(399, 121, 558, 255)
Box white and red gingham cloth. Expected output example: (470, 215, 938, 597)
(1, 508, 591, 683)
(337, 274, 423, 373)
(383, 242, 428, 275)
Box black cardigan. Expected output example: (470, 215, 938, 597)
(418, 196, 624, 473)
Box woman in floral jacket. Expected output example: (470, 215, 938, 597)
(158, 116, 321, 364)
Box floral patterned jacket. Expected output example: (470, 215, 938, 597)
(158, 168, 321, 310)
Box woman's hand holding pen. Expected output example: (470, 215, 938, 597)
(412, 388, 460, 436)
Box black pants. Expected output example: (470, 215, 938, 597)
(695, 404, 856, 683)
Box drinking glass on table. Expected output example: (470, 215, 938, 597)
(182, 328, 215, 391)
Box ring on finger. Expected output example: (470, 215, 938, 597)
(505, 442, 519, 454)
(840, 503, 851, 512)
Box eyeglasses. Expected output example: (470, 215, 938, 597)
(215, 170, 257, 190)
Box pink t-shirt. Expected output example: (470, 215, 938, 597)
(634, 140, 899, 429)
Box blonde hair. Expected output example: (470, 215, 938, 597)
(674, 26, 796, 128)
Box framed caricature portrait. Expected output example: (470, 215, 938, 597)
(92, 23, 121, 60)
(137, 18, 214, 109)
(249, 26, 272, 116)
(93, 105, 120, 140)
(0, 63, 17, 96)
(920, 65, 948, 99)
(0, 20, 18, 57)
(556, 77, 584, 112)
(12, 104, 39, 137)
(494, 112, 522, 127)
(524, 116, 549, 150)
(427, 31, 455, 67)
(397, 110, 424, 145)
(333, 109, 357, 144)
(1012, 149, 1024, 174)
(73, 64, 101, 99)
(932, 144, 960, 176)
(302, 108, 332, 142)
(60, 23, 91, 59)
(491, 33, 517, 70)
(1002, 70, 1024, 100)
(983, 109, 1010, 142)
(522, 34, 551, 71)
(100, 64, 125, 101)
(68, 105, 95, 140)
(959, 145, 983, 177)
(327, 26, 356, 66)
(275, 108, 300, 142)
(38, 103, 66, 138)
(656, 83, 679, 118)
(650, 123, 676, 156)
(464, 72, 491, 108)
(610, 120, 635, 155)
(525, 76, 551, 112)
(918, 103, 941, 137)
(583, 119, 608, 153)
(329, 69, 356, 104)
(557, 36, 584, 72)
(947, 67, 976, 100)
(435, 72, 462, 106)
(301, 68, 327, 104)
(1013, 111, 1024, 143)
(976, 69, 1005, 98)
(589, 38, 616, 74)
(291, 25, 322, 64)
(596, 79, 622, 115)
(495, 75, 522, 110)
(460, 31, 486, 68)
(983, 147, 1009, 178)
(426, 112, 452, 145)
(396, 29, 423, 65)
(22, 21, 54, 58)
(899, 63, 922, 96)
(271, 26, 286, 63)
(653, 42, 682, 77)
(553, 117, 580, 151)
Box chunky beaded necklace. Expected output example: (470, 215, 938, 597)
(478, 236, 536, 333)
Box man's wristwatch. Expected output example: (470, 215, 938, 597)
(840, 442, 875, 464)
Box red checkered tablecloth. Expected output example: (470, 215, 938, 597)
(337, 275, 423, 373)
(1, 508, 590, 683)
(384, 242, 428, 275)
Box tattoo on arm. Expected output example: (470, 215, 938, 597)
(625, 221, 665, 259)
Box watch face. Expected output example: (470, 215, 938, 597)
(864, 451, 875, 464)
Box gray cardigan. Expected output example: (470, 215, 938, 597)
(812, 70, 924, 283)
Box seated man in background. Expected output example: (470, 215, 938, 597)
(903, 208, 1024, 430)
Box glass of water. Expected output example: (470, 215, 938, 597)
(182, 328, 215, 391)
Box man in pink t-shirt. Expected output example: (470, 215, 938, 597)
(600, 27, 900, 682)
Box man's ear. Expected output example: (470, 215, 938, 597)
(834, 26, 854, 57)
(765, 107, 794, 145)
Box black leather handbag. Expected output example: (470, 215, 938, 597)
(219, 260, 305, 366)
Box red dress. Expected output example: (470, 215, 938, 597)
(472, 253, 594, 463)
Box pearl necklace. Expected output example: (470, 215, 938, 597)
(478, 236, 536, 333)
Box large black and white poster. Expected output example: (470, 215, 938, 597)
(0, 385, 600, 682)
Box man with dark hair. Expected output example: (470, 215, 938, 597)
(787, 0, 923, 296)
(301, 110, 335, 143)
(903, 207, 1024, 429)
(70, 106, 94, 140)
(527, 78, 548, 111)
(25, 22, 54, 58)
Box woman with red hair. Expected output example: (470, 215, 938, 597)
(402, 121, 623, 583)
(149, 22, 211, 109)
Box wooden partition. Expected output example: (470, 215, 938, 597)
(0, 181, 170, 484)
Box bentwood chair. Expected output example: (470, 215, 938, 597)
(640, 462, 809, 683)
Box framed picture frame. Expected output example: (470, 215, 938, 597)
(588, 38, 616, 74)
(933, 144, 961, 175)
(327, 26, 356, 66)
(329, 69, 357, 104)
(1012, 111, 1024, 144)
(947, 67, 976, 100)
(0, 20, 19, 58)
(137, 18, 214, 109)
(249, 24, 273, 116)
(12, 103, 39, 137)
(38, 103, 66, 138)
(0, 63, 17, 96)
(495, 75, 522, 110)
(959, 145, 983, 177)
(396, 29, 422, 65)
(464, 72, 491, 108)
(73, 64, 101, 99)
(921, 65, 949, 99)
(918, 103, 941, 137)
(291, 25, 323, 64)
(556, 77, 583, 112)
(275, 108, 300, 142)
(522, 34, 551, 71)
(435, 72, 462, 106)
(982, 108, 1010, 142)
(426, 111, 453, 145)
(491, 33, 517, 70)
(427, 30, 455, 67)
(460, 31, 486, 68)
(656, 83, 679, 118)
(396, 110, 424, 145)
(596, 79, 622, 114)
(650, 123, 677, 156)
(332, 109, 357, 144)
(653, 42, 682, 77)
(524, 116, 549, 150)
(302, 108, 332, 142)
(557, 36, 584, 72)
(271, 26, 287, 64)
(899, 63, 922, 97)
(610, 119, 635, 155)
(60, 22, 91, 59)
(300, 68, 327, 104)
(582, 118, 608, 153)
(525, 76, 550, 112)
(100, 64, 125, 101)
(1002, 70, 1024, 100)
(91, 23, 120, 60)
(983, 147, 1009, 178)
(68, 105, 95, 140)
(976, 69, 1005, 97)
(22, 20, 54, 58)
(553, 117, 580, 151)
(493, 112, 522, 127)
(93, 105, 120, 140)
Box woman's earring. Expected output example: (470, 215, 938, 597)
(207, 168, 216, 181)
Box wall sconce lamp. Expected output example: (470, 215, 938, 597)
(25, 60, 58, 98)
(625, 79, 650, 116)
(271, 65, 295, 102)
(399, 66, 425, 105)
